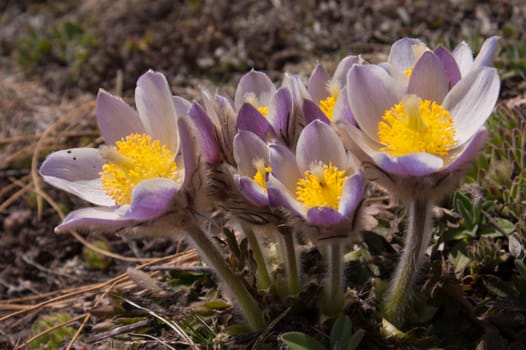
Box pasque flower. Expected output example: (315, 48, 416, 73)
(40, 70, 267, 331)
(40, 70, 198, 233)
(336, 38, 500, 327)
(303, 55, 362, 125)
(267, 119, 365, 315)
(268, 119, 365, 232)
(385, 36, 498, 87)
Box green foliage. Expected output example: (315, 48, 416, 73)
(281, 315, 364, 350)
(28, 312, 76, 350)
(467, 106, 526, 237)
(15, 20, 97, 81)
(281, 332, 327, 350)
(82, 238, 112, 270)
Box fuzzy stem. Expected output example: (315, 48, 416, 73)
(383, 198, 434, 328)
(278, 227, 300, 295)
(184, 224, 266, 331)
(321, 242, 344, 317)
(241, 222, 272, 290)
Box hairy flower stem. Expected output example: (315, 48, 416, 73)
(278, 227, 300, 295)
(241, 222, 272, 290)
(383, 198, 434, 328)
(321, 243, 344, 317)
(184, 224, 266, 331)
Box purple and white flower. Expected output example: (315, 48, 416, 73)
(338, 39, 500, 200)
(267, 120, 365, 229)
(40, 70, 198, 232)
(303, 55, 362, 125)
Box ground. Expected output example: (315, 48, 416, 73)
(1, 0, 526, 349)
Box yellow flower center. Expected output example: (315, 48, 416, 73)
(318, 80, 340, 121)
(99, 133, 178, 205)
(245, 93, 268, 117)
(257, 106, 269, 117)
(252, 158, 271, 191)
(295, 162, 347, 209)
(403, 67, 414, 77)
(377, 95, 456, 157)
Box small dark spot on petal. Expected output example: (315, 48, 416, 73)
(73, 157, 77, 160)
(67, 150, 72, 154)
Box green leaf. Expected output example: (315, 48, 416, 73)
(329, 314, 352, 349)
(494, 217, 516, 235)
(345, 329, 365, 350)
(281, 332, 327, 350)
(509, 235, 523, 259)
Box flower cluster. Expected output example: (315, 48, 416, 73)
(40, 37, 500, 330)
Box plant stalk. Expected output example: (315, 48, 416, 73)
(321, 242, 344, 317)
(184, 224, 266, 331)
(383, 198, 434, 328)
(278, 227, 300, 295)
(241, 221, 272, 290)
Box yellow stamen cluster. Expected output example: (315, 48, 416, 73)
(403, 67, 414, 77)
(100, 133, 178, 205)
(244, 92, 268, 118)
(252, 158, 271, 191)
(319, 96, 337, 121)
(257, 106, 269, 117)
(318, 80, 341, 121)
(377, 95, 456, 157)
(296, 162, 347, 209)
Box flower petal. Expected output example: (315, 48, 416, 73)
(307, 206, 345, 227)
(96, 89, 145, 145)
(332, 87, 356, 125)
(296, 120, 347, 172)
(443, 128, 488, 172)
(236, 175, 269, 207)
(339, 172, 366, 216)
(233, 130, 269, 176)
(234, 70, 276, 110)
(177, 117, 198, 189)
(387, 38, 426, 71)
(373, 152, 444, 176)
(39, 148, 114, 206)
(443, 67, 500, 144)
(269, 143, 301, 192)
(135, 70, 179, 152)
(124, 178, 178, 220)
(434, 46, 462, 87)
(55, 206, 131, 233)
(172, 95, 192, 117)
(308, 64, 331, 102)
(303, 98, 330, 124)
(452, 41, 473, 77)
(408, 51, 449, 102)
(472, 36, 499, 69)
(267, 87, 293, 142)
(333, 55, 362, 86)
(188, 102, 222, 164)
(267, 173, 307, 216)
(236, 103, 276, 140)
(347, 64, 402, 142)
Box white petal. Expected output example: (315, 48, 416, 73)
(39, 148, 114, 206)
(443, 67, 500, 144)
(135, 70, 179, 152)
(452, 41, 474, 77)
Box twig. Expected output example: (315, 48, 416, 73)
(116, 295, 199, 350)
(84, 319, 151, 343)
